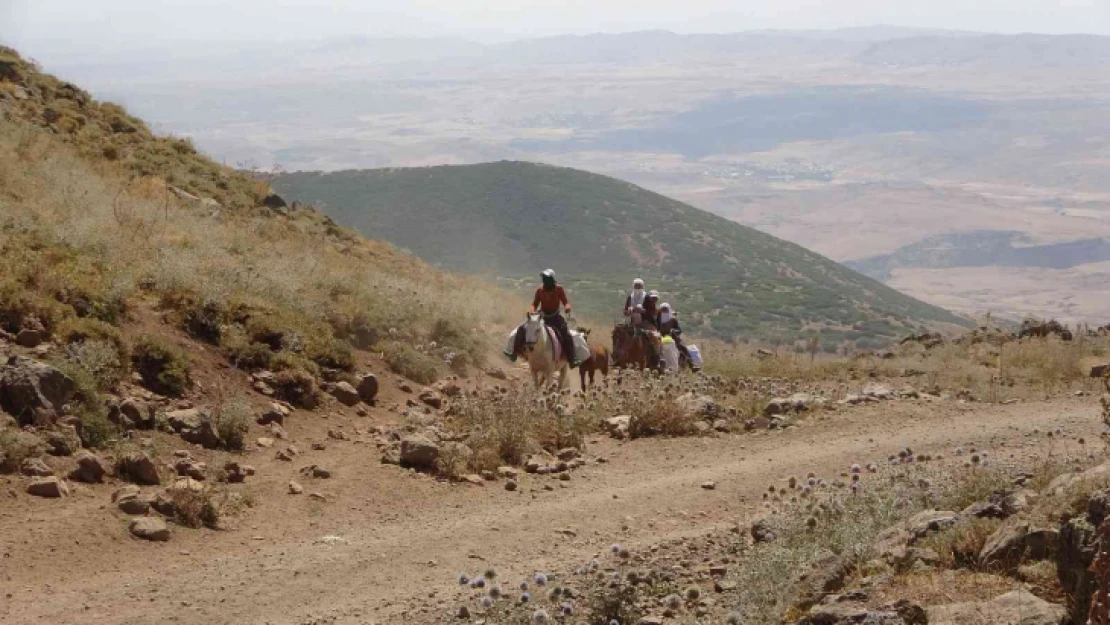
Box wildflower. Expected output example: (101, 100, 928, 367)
(533, 609, 550, 623)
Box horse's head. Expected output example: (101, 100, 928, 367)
(522, 312, 545, 351)
(577, 327, 591, 339)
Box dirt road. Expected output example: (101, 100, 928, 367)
(1, 396, 1100, 624)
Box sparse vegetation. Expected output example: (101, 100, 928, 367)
(381, 341, 440, 385)
(131, 335, 191, 397)
(213, 399, 251, 451)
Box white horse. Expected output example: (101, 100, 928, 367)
(521, 312, 569, 390)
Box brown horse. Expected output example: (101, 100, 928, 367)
(611, 323, 659, 371)
(576, 328, 610, 389)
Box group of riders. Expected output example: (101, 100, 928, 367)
(506, 269, 692, 370)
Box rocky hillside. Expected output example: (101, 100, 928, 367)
(272, 163, 972, 347)
(0, 45, 518, 536)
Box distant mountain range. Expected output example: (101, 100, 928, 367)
(272, 162, 972, 348)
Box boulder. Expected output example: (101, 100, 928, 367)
(174, 459, 206, 481)
(399, 434, 440, 469)
(1057, 488, 1110, 622)
(118, 398, 155, 429)
(796, 603, 906, 624)
(223, 461, 252, 483)
(261, 193, 287, 210)
(927, 589, 1064, 625)
(15, 328, 43, 348)
(330, 382, 360, 407)
(118, 451, 161, 485)
(26, 476, 68, 497)
(862, 384, 894, 400)
(0, 356, 76, 426)
(117, 494, 151, 515)
(43, 425, 81, 456)
(69, 451, 107, 483)
(164, 408, 220, 448)
(257, 402, 288, 425)
(418, 390, 443, 410)
(20, 456, 53, 476)
(792, 555, 851, 611)
(979, 521, 1056, 571)
(602, 415, 631, 439)
(129, 517, 170, 542)
(356, 374, 379, 402)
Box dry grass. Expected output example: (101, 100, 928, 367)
(919, 517, 1004, 569)
(875, 570, 1017, 606)
(705, 332, 1109, 401)
(0, 112, 520, 387)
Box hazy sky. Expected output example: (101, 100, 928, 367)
(3, 0, 1109, 59)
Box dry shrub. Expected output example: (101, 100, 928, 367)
(876, 570, 1017, 607)
(381, 341, 440, 384)
(919, 517, 1003, 569)
(435, 442, 473, 480)
(0, 425, 44, 473)
(450, 388, 585, 472)
(165, 486, 220, 528)
(131, 335, 191, 397)
(628, 395, 696, 438)
(272, 368, 321, 409)
(213, 399, 250, 451)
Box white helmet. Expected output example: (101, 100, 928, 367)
(659, 302, 671, 311)
(633, 278, 644, 288)
(648, 290, 659, 298)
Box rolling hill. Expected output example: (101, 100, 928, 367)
(272, 162, 972, 348)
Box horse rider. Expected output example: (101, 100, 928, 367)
(640, 290, 660, 329)
(623, 278, 647, 316)
(507, 269, 581, 368)
(656, 302, 692, 364)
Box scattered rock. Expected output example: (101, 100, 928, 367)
(0, 355, 76, 426)
(556, 448, 580, 461)
(129, 517, 170, 542)
(26, 476, 68, 497)
(15, 328, 43, 348)
(164, 408, 220, 448)
(118, 451, 161, 485)
(979, 521, 1056, 571)
(928, 589, 1064, 625)
(418, 390, 443, 409)
(792, 555, 851, 611)
(42, 425, 81, 456)
(257, 402, 288, 425)
(69, 451, 107, 483)
(223, 461, 253, 483)
(288, 481, 304, 495)
(399, 434, 440, 469)
(275, 445, 299, 461)
(602, 415, 631, 439)
(174, 458, 206, 481)
(701, 481, 717, 490)
(19, 456, 53, 477)
(117, 494, 151, 515)
(330, 381, 361, 407)
(497, 466, 520, 480)
(505, 480, 518, 492)
(357, 374, 379, 402)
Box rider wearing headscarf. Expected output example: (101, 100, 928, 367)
(641, 290, 660, 328)
(623, 278, 646, 316)
(656, 302, 692, 363)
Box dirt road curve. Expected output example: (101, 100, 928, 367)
(1, 397, 1100, 624)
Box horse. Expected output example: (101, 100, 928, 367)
(576, 327, 610, 390)
(521, 312, 569, 390)
(611, 323, 659, 371)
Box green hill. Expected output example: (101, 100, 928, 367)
(272, 162, 971, 348)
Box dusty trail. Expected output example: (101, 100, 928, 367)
(1, 397, 1099, 624)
